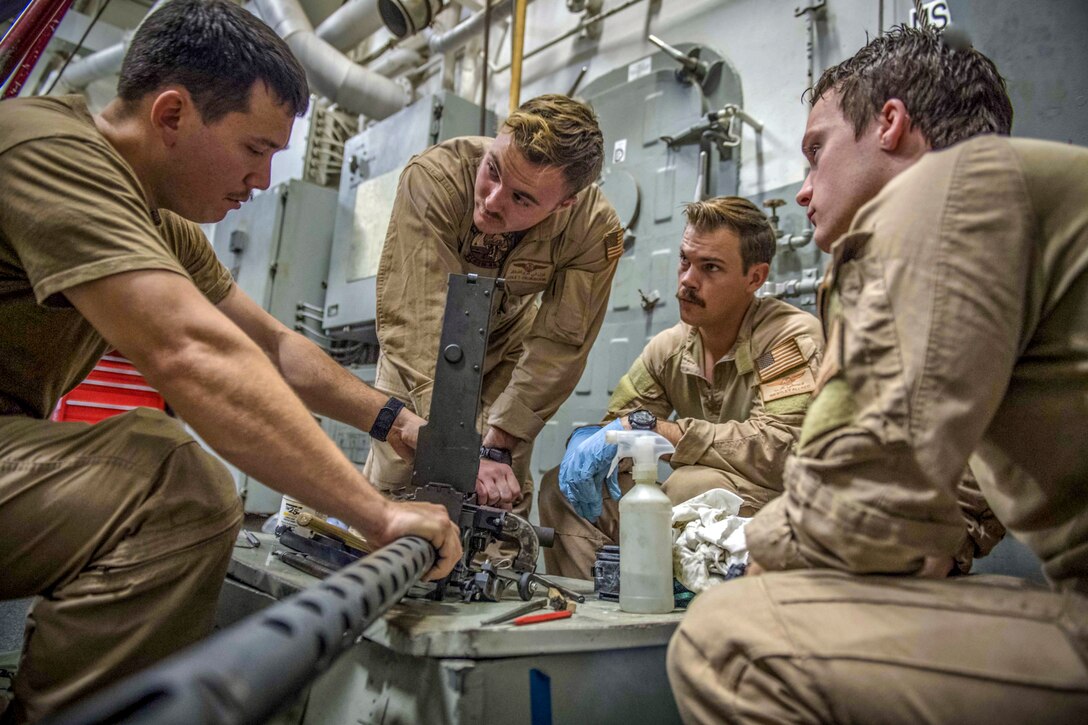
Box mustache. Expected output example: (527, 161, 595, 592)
(676, 288, 705, 307)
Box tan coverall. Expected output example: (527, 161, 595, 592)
(364, 137, 622, 518)
(539, 297, 824, 579)
(668, 136, 1088, 723)
(0, 96, 242, 722)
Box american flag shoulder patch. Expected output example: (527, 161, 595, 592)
(755, 337, 808, 383)
(605, 226, 624, 261)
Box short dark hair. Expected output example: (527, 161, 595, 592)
(809, 25, 1012, 150)
(683, 196, 776, 272)
(502, 94, 605, 197)
(118, 0, 309, 123)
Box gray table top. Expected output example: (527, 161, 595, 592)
(230, 532, 685, 659)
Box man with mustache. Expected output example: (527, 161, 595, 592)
(668, 26, 1088, 722)
(0, 2, 460, 721)
(538, 196, 823, 579)
(365, 95, 623, 522)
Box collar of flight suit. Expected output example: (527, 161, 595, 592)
(676, 297, 763, 383)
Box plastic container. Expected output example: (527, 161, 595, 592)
(605, 430, 676, 614)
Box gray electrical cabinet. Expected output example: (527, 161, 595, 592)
(209, 179, 338, 513)
(323, 91, 497, 341)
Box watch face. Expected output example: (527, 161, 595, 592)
(629, 410, 655, 429)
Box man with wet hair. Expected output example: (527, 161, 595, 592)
(668, 26, 1088, 723)
(0, 1, 459, 720)
(538, 196, 823, 579)
(367, 94, 623, 523)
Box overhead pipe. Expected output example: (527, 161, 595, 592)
(315, 0, 384, 52)
(54, 0, 171, 92)
(479, 0, 491, 134)
(255, 0, 409, 119)
(368, 45, 423, 77)
(57, 39, 124, 89)
(425, 0, 513, 55)
(493, 0, 643, 74)
(508, 0, 527, 111)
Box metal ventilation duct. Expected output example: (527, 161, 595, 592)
(378, 0, 445, 38)
(255, 0, 410, 119)
(315, 0, 384, 52)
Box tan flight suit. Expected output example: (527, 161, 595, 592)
(539, 297, 824, 579)
(0, 96, 242, 723)
(668, 136, 1088, 723)
(364, 137, 622, 519)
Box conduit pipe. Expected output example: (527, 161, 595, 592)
(55, 0, 170, 91)
(59, 39, 124, 88)
(368, 45, 423, 77)
(425, 0, 513, 54)
(315, 0, 384, 52)
(508, 0, 526, 111)
(256, 0, 409, 119)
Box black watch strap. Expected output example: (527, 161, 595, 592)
(369, 397, 405, 442)
(479, 446, 513, 466)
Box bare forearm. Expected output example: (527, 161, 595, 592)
(160, 334, 390, 532)
(275, 330, 389, 432)
(67, 272, 391, 537)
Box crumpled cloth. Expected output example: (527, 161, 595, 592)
(671, 488, 751, 593)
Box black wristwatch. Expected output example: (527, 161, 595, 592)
(368, 397, 405, 442)
(627, 409, 657, 430)
(479, 446, 513, 466)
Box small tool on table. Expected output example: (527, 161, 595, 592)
(272, 549, 337, 579)
(480, 599, 547, 626)
(481, 587, 578, 626)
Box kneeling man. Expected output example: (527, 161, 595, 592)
(539, 197, 823, 579)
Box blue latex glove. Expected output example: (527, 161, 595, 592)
(558, 419, 624, 522)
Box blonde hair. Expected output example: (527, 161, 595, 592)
(683, 196, 776, 271)
(502, 94, 604, 197)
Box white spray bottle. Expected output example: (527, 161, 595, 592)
(605, 430, 676, 614)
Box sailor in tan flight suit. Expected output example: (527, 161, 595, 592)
(668, 26, 1088, 723)
(0, 3, 461, 722)
(365, 94, 623, 517)
(539, 197, 824, 579)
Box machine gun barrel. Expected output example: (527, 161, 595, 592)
(43, 536, 435, 725)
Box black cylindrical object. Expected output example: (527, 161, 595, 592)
(44, 536, 435, 725)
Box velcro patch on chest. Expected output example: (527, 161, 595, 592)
(505, 259, 552, 285)
(760, 366, 817, 402)
(755, 337, 808, 383)
(605, 226, 624, 261)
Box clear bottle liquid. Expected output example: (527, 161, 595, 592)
(607, 432, 675, 614)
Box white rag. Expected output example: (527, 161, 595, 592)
(671, 488, 751, 593)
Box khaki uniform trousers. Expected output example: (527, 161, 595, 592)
(0, 409, 242, 723)
(540, 463, 775, 580)
(668, 570, 1088, 724)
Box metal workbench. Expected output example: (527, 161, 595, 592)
(218, 533, 684, 725)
